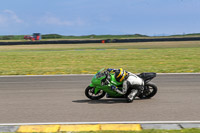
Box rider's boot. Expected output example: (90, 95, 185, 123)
(127, 89, 138, 101)
(127, 85, 144, 102)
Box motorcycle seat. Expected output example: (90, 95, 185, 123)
(138, 72, 156, 81)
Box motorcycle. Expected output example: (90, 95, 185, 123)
(85, 68, 157, 103)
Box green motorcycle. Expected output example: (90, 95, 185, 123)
(85, 68, 157, 103)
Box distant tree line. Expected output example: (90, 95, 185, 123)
(0, 35, 16, 40)
(42, 34, 63, 39)
(1, 33, 200, 40)
(0, 34, 149, 40)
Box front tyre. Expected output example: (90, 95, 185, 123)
(85, 86, 106, 100)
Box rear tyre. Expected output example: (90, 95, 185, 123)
(85, 86, 106, 100)
(138, 82, 157, 99)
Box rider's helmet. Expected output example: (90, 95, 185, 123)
(115, 68, 127, 82)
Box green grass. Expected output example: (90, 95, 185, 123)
(0, 41, 200, 75)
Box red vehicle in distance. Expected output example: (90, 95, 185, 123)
(24, 33, 41, 41)
(24, 35, 35, 41)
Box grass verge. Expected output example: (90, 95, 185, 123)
(0, 41, 200, 75)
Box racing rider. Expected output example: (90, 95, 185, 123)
(107, 68, 144, 100)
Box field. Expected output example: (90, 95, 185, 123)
(0, 41, 200, 75)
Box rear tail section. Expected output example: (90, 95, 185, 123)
(138, 73, 156, 83)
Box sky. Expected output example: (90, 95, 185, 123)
(0, 0, 200, 36)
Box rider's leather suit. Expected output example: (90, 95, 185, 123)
(109, 69, 144, 95)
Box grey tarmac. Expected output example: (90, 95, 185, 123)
(0, 74, 199, 123)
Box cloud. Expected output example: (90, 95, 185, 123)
(0, 14, 7, 24)
(38, 13, 85, 26)
(43, 16, 73, 26)
(0, 9, 23, 25)
(98, 14, 112, 23)
(3, 9, 23, 23)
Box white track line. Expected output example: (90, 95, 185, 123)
(0, 121, 200, 126)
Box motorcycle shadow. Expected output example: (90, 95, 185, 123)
(73, 98, 142, 104)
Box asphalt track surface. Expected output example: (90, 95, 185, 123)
(0, 74, 199, 124)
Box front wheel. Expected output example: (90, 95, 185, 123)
(85, 86, 106, 100)
(138, 82, 157, 99)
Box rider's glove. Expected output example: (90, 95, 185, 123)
(111, 85, 117, 91)
(107, 68, 113, 72)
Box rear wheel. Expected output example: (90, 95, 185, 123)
(138, 82, 157, 99)
(85, 86, 106, 100)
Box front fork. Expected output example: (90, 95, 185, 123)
(89, 83, 101, 94)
